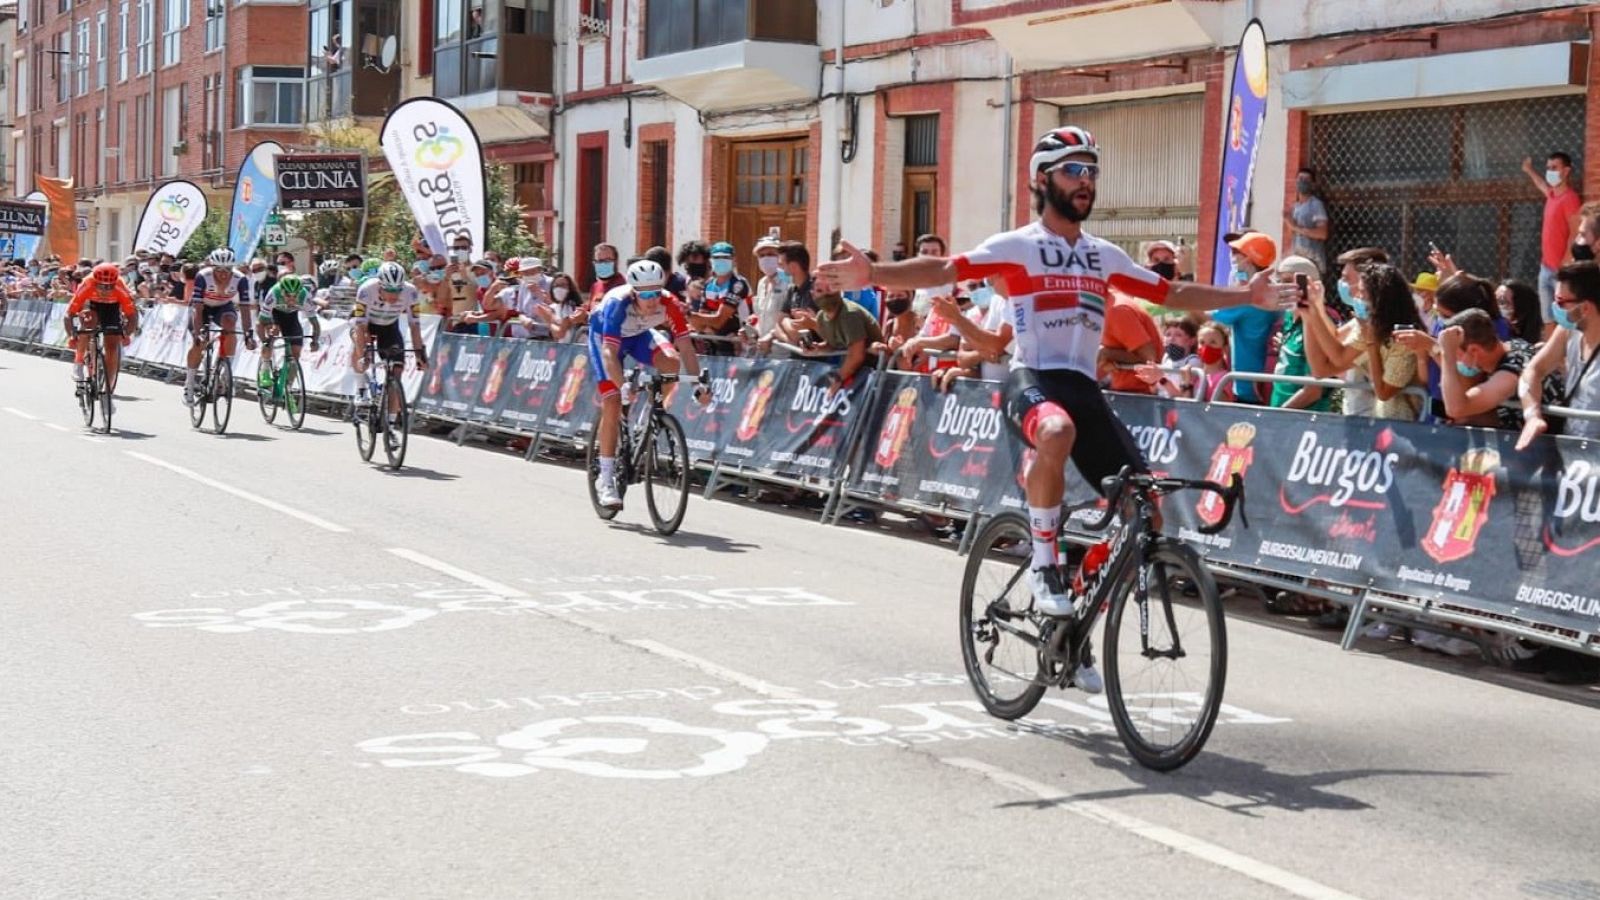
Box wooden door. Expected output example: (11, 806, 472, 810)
(726, 137, 810, 276)
(901, 169, 937, 252)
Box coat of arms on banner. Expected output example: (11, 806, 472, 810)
(555, 354, 589, 416)
(874, 386, 919, 469)
(1199, 421, 1255, 526)
(735, 370, 777, 442)
(1423, 448, 1499, 564)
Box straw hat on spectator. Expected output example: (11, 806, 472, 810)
(1410, 271, 1439, 293)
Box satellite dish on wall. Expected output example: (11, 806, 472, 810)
(379, 36, 398, 72)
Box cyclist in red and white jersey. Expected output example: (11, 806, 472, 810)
(819, 126, 1293, 692)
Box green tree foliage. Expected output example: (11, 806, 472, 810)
(178, 208, 231, 260)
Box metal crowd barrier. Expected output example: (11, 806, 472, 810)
(1214, 371, 1432, 413)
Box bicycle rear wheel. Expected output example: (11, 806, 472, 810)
(284, 358, 307, 430)
(257, 351, 280, 424)
(381, 376, 409, 469)
(1103, 539, 1227, 772)
(211, 358, 234, 433)
(959, 512, 1047, 720)
(645, 412, 690, 535)
(584, 424, 622, 520)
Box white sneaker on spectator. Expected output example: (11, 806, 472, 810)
(596, 478, 624, 510)
(1073, 663, 1104, 695)
(1027, 566, 1073, 617)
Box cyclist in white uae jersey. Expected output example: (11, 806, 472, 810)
(819, 125, 1294, 693)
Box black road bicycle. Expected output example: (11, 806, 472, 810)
(190, 325, 241, 434)
(351, 342, 414, 469)
(960, 467, 1246, 771)
(584, 368, 700, 535)
(256, 333, 308, 430)
(74, 324, 114, 433)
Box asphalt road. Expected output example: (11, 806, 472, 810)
(3, 345, 1599, 900)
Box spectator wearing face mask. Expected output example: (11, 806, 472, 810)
(444, 247, 478, 333)
(876, 289, 919, 357)
(1395, 272, 1511, 421)
(929, 278, 1014, 392)
(1316, 262, 1425, 420)
(1518, 260, 1600, 447)
(1284, 167, 1330, 274)
(1437, 308, 1562, 430)
(677, 240, 711, 286)
(1412, 271, 1439, 330)
(1188, 322, 1235, 402)
(1209, 231, 1280, 404)
(501, 257, 556, 339)
(590, 242, 625, 305)
(766, 241, 820, 351)
(1522, 152, 1584, 334)
(687, 241, 750, 355)
(547, 272, 585, 341)
(898, 278, 987, 372)
(1145, 241, 1180, 281)
(747, 235, 786, 341)
(808, 290, 884, 393)
(909, 233, 952, 320)
(1304, 246, 1388, 416)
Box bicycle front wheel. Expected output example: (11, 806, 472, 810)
(1103, 539, 1227, 772)
(959, 512, 1047, 720)
(354, 396, 378, 462)
(211, 358, 234, 433)
(381, 376, 409, 469)
(96, 351, 113, 433)
(189, 356, 208, 430)
(644, 412, 690, 535)
(257, 352, 280, 424)
(284, 359, 307, 430)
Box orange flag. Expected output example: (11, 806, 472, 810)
(36, 175, 78, 263)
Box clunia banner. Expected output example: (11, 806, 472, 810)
(380, 97, 487, 256)
(134, 180, 209, 255)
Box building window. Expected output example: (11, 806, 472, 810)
(117, 2, 129, 82)
(95, 107, 106, 185)
(644, 0, 745, 58)
(108, 209, 122, 261)
(236, 65, 305, 127)
(205, 1, 224, 53)
(642, 140, 668, 250)
(432, 0, 550, 99)
(14, 59, 25, 121)
(513, 161, 546, 211)
(901, 114, 938, 252)
(115, 100, 126, 182)
(75, 20, 90, 96)
(54, 33, 68, 104)
(135, 0, 153, 76)
(161, 0, 186, 68)
(307, 0, 352, 120)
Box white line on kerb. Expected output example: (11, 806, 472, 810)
(623, 639, 800, 700)
(385, 548, 530, 598)
(940, 757, 1365, 900)
(125, 451, 350, 533)
(3, 406, 39, 420)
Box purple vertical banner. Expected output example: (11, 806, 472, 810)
(1210, 19, 1270, 286)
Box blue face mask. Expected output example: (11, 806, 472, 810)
(476, 275, 491, 289)
(1554, 303, 1579, 330)
(1348, 298, 1369, 321)
(775, 269, 792, 289)
(969, 286, 995, 309)
(711, 258, 734, 276)
(595, 261, 616, 279)
(1455, 361, 1482, 378)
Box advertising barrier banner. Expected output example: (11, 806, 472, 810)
(0, 297, 53, 342)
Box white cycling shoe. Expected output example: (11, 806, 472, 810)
(1072, 664, 1104, 695)
(596, 478, 624, 511)
(1027, 565, 1075, 617)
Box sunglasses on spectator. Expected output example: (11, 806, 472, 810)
(1050, 161, 1100, 181)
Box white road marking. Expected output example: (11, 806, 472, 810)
(4, 406, 39, 420)
(623, 639, 800, 700)
(385, 548, 530, 598)
(125, 451, 350, 533)
(44, 422, 71, 432)
(940, 757, 1365, 900)
(80, 436, 105, 444)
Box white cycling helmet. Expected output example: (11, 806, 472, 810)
(626, 259, 666, 290)
(207, 247, 236, 266)
(1029, 125, 1099, 175)
(319, 259, 342, 275)
(376, 261, 408, 290)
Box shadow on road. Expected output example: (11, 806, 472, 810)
(214, 431, 276, 442)
(993, 729, 1498, 817)
(105, 429, 155, 440)
(609, 521, 760, 553)
(295, 426, 342, 437)
(380, 465, 460, 481)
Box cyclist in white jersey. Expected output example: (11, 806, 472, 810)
(351, 262, 429, 377)
(819, 126, 1294, 692)
(183, 248, 255, 405)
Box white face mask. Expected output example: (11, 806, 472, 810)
(758, 256, 780, 276)
(552, 286, 570, 302)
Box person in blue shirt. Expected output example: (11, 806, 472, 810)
(1210, 232, 1280, 404)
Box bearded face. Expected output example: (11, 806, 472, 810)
(1033, 161, 1097, 222)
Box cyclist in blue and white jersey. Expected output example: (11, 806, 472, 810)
(184, 248, 255, 406)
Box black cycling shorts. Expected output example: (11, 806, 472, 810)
(271, 309, 305, 346)
(192, 301, 238, 334)
(367, 320, 406, 364)
(1002, 367, 1147, 497)
(87, 301, 124, 335)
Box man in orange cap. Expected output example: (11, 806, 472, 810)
(1211, 231, 1280, 403)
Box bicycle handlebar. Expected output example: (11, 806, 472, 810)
(1082, 466, 1248, 536)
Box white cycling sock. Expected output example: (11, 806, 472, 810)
(71, 362, 84, 378)
(184, 367, 197, 385)
(1029, 505, 1061, 570)
(598, 457, 616, 483)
